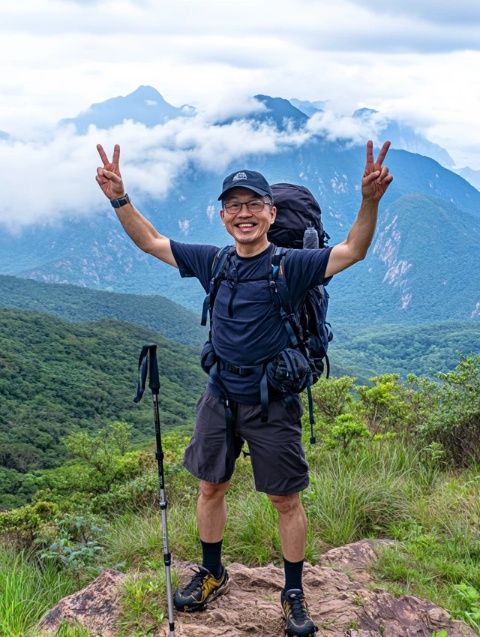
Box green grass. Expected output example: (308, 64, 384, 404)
(3, 432, 480, 635)
(0, 546, 77, 637)
(118, 569, 179, 637)
(372, 466, 480, 633)
(304, 439, 430, 547)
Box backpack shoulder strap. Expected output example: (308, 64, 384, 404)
(269, 246, 302, 348)
(271, 246, 293, 312)
(201, 245, 235, 327)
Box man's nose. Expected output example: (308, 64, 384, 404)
(237, 203, 253, 214)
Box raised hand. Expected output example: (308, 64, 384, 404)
(96, 144, 125, 200)
(361, 140, 393, 202)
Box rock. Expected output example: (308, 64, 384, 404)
(319, 539, 396, 583)
(38, 541, 477, 637)
(38, 569, 126, 636)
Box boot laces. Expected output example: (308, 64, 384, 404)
(183, 566, 209, 594)
(287, 591, 309, 623)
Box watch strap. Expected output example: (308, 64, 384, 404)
(110, 193, 131, 208)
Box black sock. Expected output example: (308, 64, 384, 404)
(201, 539, 223, 578)
(283, 557, 304, 592)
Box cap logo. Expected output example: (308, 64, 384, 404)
(232, 171, 248, 182)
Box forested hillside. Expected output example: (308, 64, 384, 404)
(331, 322, 480, 381)
(0, 275, 206, 348)
(0, 309, 205, 508)
(2, 275, 479, 384)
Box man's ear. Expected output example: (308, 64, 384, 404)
(270, 205, 277, 223)
(220, 209, 225, 223)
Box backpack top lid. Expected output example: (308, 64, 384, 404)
(268, 182, 326, 249)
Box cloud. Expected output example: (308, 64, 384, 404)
(348, 0, 480, 26)
(0, 0, 479, 175)
(0, 115, 310, 231)
(306, 110, 386, 145)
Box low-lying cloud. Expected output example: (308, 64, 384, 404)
(0, 102, 461, 233)
(0, 114, 313, 231)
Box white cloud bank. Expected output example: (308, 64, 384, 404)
(0, 115, 312, 231)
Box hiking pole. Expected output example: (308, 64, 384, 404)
(134, 343, 175, 637)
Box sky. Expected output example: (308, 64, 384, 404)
(0, 0, 479, 228)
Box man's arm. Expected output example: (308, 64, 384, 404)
(325, 140, 393, 278)
(95, 144, 177, 267)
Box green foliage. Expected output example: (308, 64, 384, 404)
(37, 514, 106, 581)
(324, 413, 370, 450)
(0, 501, 59, 547)
(311, 376, 355, 423)
(65, 421, 132, 474)
(331, 321, 480, 382)
(410, 356, 480, 466)
(0, 545, 77, 637)
(0, 308, 204, 508)
(50, 623, 91, 637)
(453, 583, 480, 632)
(303, 440, 422, 546)
(373, 465, 480, 633)
(356, 373, 419, 434)
(0, 274, 205, 348)
(118, 570, 180, 636)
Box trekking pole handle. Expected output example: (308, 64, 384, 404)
(134, 343, 160, 402)
(148, 344, 160, 395)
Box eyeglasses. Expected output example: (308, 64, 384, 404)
(223, 199, 272, 215)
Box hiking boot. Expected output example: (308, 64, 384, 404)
(174, 565, 229, 612)
(281, 588, 318, 637)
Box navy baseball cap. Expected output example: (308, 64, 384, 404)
(217, 169, 273, 201)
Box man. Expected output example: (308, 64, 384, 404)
(95, 141, 392, 637)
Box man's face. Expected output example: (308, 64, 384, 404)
(220, 187, 276, 246)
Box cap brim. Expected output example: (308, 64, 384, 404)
(218, 185, 271, 201)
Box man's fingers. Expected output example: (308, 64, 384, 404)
(366, 140, 374, 166)
(96, 144, 109, 167)
(112, 144, 120, 168)
(97, 167, 122, 183)
(363, 170, 380, 183)
(376, 141, 391, 166)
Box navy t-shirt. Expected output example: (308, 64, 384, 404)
(171, 240, 332, 404)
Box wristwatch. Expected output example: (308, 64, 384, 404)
(110, 193, 131, 208)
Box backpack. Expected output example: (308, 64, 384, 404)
(201, 183, 332, 442)
(269, 183, 332, 379)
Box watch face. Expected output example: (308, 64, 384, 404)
(111, 194, 129, 207)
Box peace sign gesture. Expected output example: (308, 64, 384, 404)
(96, 143, 125, 200)
(361, 140, 393, 202)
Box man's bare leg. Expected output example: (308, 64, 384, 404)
(269, 493, 316, 635)
(197, 479, 230, 542)
(268, 492, 307, 562)
(174, 480, 230, 611)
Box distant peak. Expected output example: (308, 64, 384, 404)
(129, 85, 166, 101)
(353, 107, 378, 119)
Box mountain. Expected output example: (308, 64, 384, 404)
(457, 166, 480, 191)
(216, 94, 308, 129)
(2, 273, 477, 382)
(251, 95, 309, 129)
(331, 321, 480, 381)
(290, 98, 325, 117)
(1, 89, 479, 324)
(0, 307, 205, 506)
(0, 130, 10, 141)
(0, 275, 206, 348)
(60, 85, 194, 133)
(353, 108, 454, 168)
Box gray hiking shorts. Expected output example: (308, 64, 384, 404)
(183, 392, 309, 496)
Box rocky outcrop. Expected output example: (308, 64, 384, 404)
(39, 540, 476, 637)
(39, 569, 125, 637)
